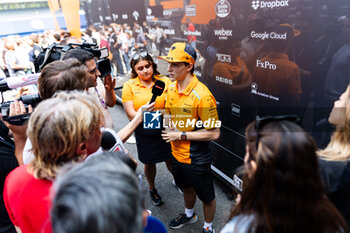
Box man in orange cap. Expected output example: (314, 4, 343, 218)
(160, 42, 220, 233)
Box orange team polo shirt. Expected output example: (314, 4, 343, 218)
(122, 75, 172, 111)
(165, 75, 219, 165)
(212, 56, 251, 85)
(253, 52, 302, 98)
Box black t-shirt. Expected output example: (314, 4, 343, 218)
(0, 121, 17, 233)
(109, 33, 121, 53)
(319, 158, 350, 228)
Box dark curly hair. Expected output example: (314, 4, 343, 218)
(130, 52, 160, 79)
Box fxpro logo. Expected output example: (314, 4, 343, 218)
(215, 0, 231, 18)
(216, 53, 231, 63)
(252, 0, 289, 10)
(184, 30, 201, 36)
(256, 60, 277, 70)
(214, 28, 233, 40)
(250, 31, 287, 40)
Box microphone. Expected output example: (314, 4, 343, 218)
(100, 128, 126, 153)
(150, 80, 165, 103)
(0, 73, 40, 92)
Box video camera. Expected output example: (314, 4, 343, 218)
(1, 42, 112, 125)
(34, 42, 112, 78)
(1, 94, 41, 125)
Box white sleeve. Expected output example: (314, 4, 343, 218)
(23, 138, 34, 164)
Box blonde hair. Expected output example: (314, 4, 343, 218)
(318, 85, 350, 161)
(28, 91, 104, 179)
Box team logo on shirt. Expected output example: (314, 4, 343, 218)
(143, 110, 162, 129)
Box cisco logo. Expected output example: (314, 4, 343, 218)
(252, 0, 289, 10)
(215, 0, 231, 18)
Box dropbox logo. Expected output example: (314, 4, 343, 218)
(252, 1, 260, 10)
(252, 0, 289, 10)
(143, 110, 162, 129)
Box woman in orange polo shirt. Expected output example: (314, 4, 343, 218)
(122, 52, 172, 206)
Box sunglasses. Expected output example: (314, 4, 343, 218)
(88, 67, 98, 74)
(132, 51, 148, 61)
(254, 115, 302, 150)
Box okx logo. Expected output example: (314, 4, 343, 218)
(143, 110, 162, 129)
(252, 0, 260, 10)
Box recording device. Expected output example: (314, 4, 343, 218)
(34, 42, 111, 77)
(150, 80, 165, 103)
(1, 94, 41, 125)
(0, 73, 40, 92)
(101, 128, 126, 153)
(96, 58, 111, 78)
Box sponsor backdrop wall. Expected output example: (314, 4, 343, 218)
(86, 0, 350, 190)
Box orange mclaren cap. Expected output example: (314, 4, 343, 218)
(158, 42, 196, 64)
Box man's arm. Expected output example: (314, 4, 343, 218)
(161, 127, 220, 143)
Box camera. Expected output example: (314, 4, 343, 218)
(0, 43, 112, 125)
(1, 94, 42, 125)
(34, 42, 111, 77)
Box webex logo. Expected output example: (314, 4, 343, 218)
(214, 28, 233, 40)
(252, 0, 289, 10)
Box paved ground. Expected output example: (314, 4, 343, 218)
(109, 104, 235, 233)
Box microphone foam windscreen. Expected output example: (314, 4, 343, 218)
(152, 80, 165, 96)
(101, 131, 117, 150)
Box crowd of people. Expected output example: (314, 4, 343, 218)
(0, 20, 350, 233)
(0, 21, 168, 79)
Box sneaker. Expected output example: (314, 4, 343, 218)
(169, 213, 198, 229)
(171, 179, 184, 195)
(202, 227, 215, 233)
(149, 188, 164, 206)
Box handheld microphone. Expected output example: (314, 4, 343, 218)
(100, 128, 126, 153)
(0, 73, 40, 92)
(150, 80, 165, 103)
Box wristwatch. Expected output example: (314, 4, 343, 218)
(181, 131, 187, 140)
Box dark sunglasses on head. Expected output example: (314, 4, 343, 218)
(132, 51, 148, 61)
(254, 115, 302, 150)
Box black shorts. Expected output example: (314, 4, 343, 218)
(172, 158, 215, 203)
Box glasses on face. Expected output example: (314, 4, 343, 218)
(132, 51, 148, 61)
(88, 67, 98, 74)
(254, 115, 302, 150)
